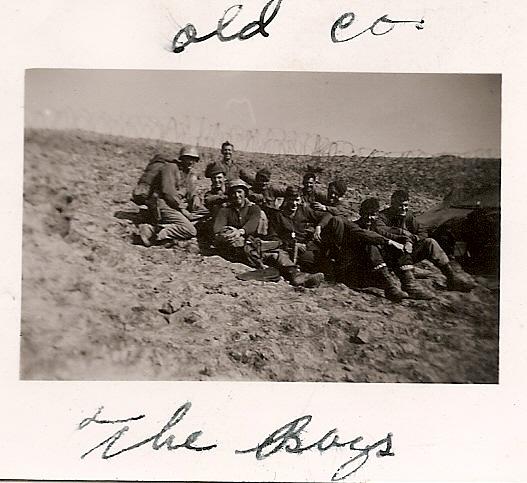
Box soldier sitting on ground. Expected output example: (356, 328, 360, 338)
(266, 186, 331, 274)
(247, 167, 287, 211)
(311, 179, 354, 219)
(356, 198, 433, 300)
(316, 200, 412, 302)
(377, 189, 476, 292)
(213, 180, 324, 288)
(204, 162, 228, 218)
(301, 172, 326, 206)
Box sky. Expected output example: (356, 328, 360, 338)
(25, 70, 501, 157)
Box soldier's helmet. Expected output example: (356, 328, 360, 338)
(227, 179, 250, 194)
(179, 145, 200, 160)
(256, 167, 272, 182)
(360, 198, 380, 216)
(205, 162, 226, 178)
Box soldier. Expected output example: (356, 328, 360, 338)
(378, 189, 476, 292)
(213, 180, 324, 288)
(247, 167, 287, 210)
(134, 145, 203, 246)
(205, 140, 250, 182)
(266, 186, 331, 273)
(301, 172, 326, 205)
(316, 201, 408, 302)
(203, 162, 228, 218)
(356, 198, 433, 300)
(312, 179, 354, 218)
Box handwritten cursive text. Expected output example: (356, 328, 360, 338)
(78, 402, 217, 459)
(331, 12, 424, 43)
(236, 414, 394, 481)
(172, 0, 283, 53)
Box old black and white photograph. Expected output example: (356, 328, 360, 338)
(21, 69, 500, 382)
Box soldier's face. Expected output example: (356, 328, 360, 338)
(327, 186, 340, 205)
(366, 211, 379, 224)
(393, 200, 409, 216)
(230, 188, 246, 207)
(222, 145, 233, 162)
(179, 155, 195, 170)
(284, 195, 302, 214)
(211, 173, 225, 190)
(255, 175, 269, 190)
(303, 177, 315, 192)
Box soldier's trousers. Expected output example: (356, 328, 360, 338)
(411, 238, 449, 267)
(319, 216, 412, 286)
(156, 201, 197, 241)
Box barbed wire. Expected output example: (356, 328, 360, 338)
(25, 108, 498, 160)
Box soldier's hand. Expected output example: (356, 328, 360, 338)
(314, 225, 322, 242)
(181, 208, 195, 220)
(404, 241, 414, 254)
(388, 240, 404, 251)
(312, 202, 327, 211)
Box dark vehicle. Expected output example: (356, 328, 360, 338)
(418, 186, 500, 277)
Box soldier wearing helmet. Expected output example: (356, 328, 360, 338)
(213, 179, 261, 247)
(134, 145, 204, 246)
(213, 181, 324, 288)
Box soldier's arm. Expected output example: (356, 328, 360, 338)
(345, 221, 389, 246)
(213, 207, 229, 234)
(307, 205, 332, 228)
(240, 205, 262, 236)
(160, 164, 185, 210)
(204, 191, 227, 210)
(247, 191, 265, 204)
(374, 214, 412, 243)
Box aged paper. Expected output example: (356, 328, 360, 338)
(0, 0, 525, 481)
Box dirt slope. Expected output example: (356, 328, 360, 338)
(20, 129, 499, 382)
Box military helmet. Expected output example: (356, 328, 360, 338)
(329, 179, 348, 197)
(360, 197, 381, 216)
(227, 178, 250, 194)
(256, 167, 272, 182)
(179, 145, 200, 160)
(284, 185, 301, 199)
(205, 162, 226, 178)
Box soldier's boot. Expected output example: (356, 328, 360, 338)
(138, 223, 156, 247)
(439, 262, 476, 292)
(375, 266, 408, 302)
(398, 266, 435, 300)
(284, 266, 325, 288)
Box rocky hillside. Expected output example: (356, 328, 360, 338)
(20, 129, 499, 382)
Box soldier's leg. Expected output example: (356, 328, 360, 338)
(318, 216, 347, 270)
(297, 240, 322, 273)
(262, 250, 324, 288)
(413, 237, 474, 292)
(364, 245, 407, 302)
(157, 206, 197, 241)
(412, 237, 449, 266)
(257, 209, 268, 236)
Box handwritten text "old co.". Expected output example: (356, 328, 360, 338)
(171, 0, 424, 53)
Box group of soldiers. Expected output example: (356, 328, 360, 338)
(131, 141, 475, 302)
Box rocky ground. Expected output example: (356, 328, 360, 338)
(20, 129, 499, 382)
